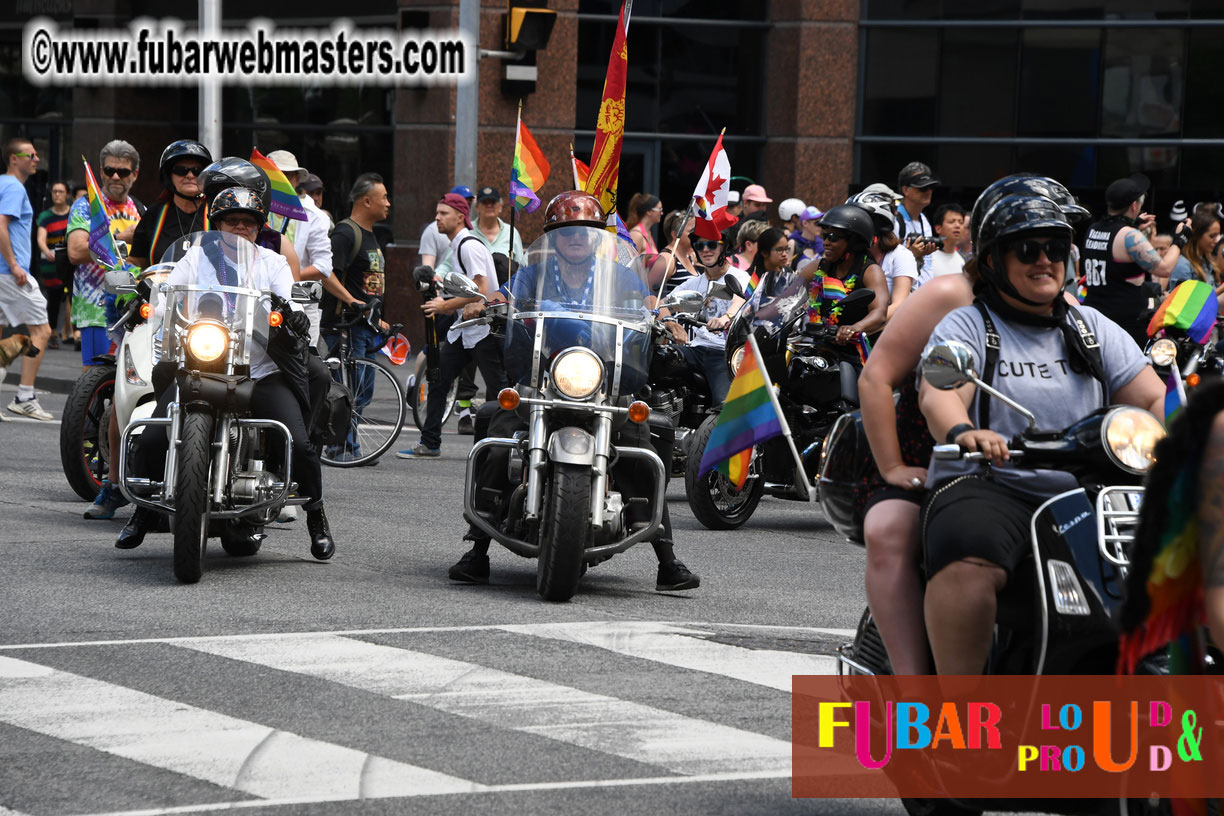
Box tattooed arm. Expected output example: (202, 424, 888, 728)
(1197, 413, 1224, 649)
(1118, 226, 1180, 279)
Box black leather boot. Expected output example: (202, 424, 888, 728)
(115, 508, 154, 550)
(306, 504, 335, 560)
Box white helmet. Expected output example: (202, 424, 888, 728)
(778, 197, 806, 223)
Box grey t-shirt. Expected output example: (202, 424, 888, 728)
(419, 222, 453, 275)
(922, 302, 1149, 494)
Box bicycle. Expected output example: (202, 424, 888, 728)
(320, 299, 407, 468)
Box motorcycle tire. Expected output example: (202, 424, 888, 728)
(537, 462, 590, 602)
(59, 364, 116, 501)
(220, 523, 263, 557)
(173, 411, 214, 584)
(684, 412, 765, 530)
(409, 355, 456, 431)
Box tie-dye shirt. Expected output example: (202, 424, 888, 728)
(66, 194, 141, 328)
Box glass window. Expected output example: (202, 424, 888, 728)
(1100, 29, 1184, 139)
(861, 28, 939, 136)
(941, 0, 1020, 19)
(1183, 28, 1224, 137)
(936, 144, 1013, 188)
(858, 144, 938, 189)
(1017, 28, 1100, 137)
(578, 0, 767, 20)
(1014, 145, 1096, 189)
(939, 29, 1019, 137)
(1191, 0, 1224, 17)
(1096, 146, 1179, 191)
(863, 0, 939, 20)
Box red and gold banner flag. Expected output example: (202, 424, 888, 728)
(583, 0, 628, 215)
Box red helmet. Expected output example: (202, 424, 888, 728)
(378, 333, 411, 366)
(543, 191, 605, 232)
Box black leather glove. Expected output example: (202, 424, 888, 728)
(284, 308, 310, 338)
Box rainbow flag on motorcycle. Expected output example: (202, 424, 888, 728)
(1147, 279, 1218, 345)
(250, 148, 308, 222)
(697, 333, 784, 489)
(1165, 367, 1187, 422)
(511, 114, 550, 213)
(81, 158, 135, 273)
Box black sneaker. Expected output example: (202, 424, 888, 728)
(448, 548, 490, 584)
(456, 414, 475, 435)
(656, 560, 700, 592)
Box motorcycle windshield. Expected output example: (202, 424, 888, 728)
(504, 225, 653, 399)
(154, 232, 272, 368)
(739, 268, 809, 335)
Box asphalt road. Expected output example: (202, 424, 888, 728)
(0, 389, 906, 816)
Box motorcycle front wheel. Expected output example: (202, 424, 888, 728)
(173, 411, 214, 584)
(684, 413, 765, 530)
(537, 463, 590, 602)
(59, 364, 115, 500)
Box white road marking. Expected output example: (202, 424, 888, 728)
(0, 805, 35, 816)
(499, 620, 838, 689)
(0, 416, 60, 425)
(175, 633, 794, 776)
(0, 655, 484, 800)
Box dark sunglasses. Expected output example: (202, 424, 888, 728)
(171, 164, 202, 177)
(1007, 237, 1071, 264)
(102, 166, 132, 178)
(692, 239, 721, 252)
(821, 230, 848, 243)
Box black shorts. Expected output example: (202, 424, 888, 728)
(921, 476, 1043, 579)
(863, 485, 922, 518)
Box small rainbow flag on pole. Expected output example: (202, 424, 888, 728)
(510, 113, 550, 213)
(1147, 279, 1218, 345)
(1165, 367, 1188, 422)
(697, 332, 787, 490)
(570, 144, 590, 190)
(81, 157, 133, 272)
(249, 148, 308, 222)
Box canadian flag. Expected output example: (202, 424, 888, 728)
(690, 132, 738, 242)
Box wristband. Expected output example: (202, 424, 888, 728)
(1174, 232, 1189, 249)
(946, 423, 976, 445)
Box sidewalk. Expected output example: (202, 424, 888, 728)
(1, 342, 86, 396)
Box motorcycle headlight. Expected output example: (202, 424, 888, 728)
(1149, 338, 1177, 367)
(730, 345, 746, 376)
(550, 348, 603, 400)
(186, 322, 229, 364)
(1103, 406, 1165, 474)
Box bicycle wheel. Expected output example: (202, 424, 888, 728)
(409, 355, 456, 430)
(321, 358, 406, 467)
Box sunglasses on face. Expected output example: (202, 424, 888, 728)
(102, 166, 132, 178)
(693, 239, 721, 252)
(821, 231, 848, 243)
(171, 164, 202, 177)
(13, 151, 37, 159)
(1006, 237, 1071, 265)
(218, 216, 260, 230)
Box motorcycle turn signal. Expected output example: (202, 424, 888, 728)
(498, 388, 520, 410)
(627, 401, 651, 423)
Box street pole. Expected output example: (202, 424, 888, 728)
(454, 0, 479, 190)
(198, 0, 221, 157)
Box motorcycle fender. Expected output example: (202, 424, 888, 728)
(547, 427, 596, 466)
(838, 361, 859, 405)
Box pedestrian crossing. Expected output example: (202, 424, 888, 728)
(0, 621, 849, 815)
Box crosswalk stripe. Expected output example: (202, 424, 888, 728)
(0, 655, 484, 800)
(497, 621, 838, 690)
(175, 634, 793, 776)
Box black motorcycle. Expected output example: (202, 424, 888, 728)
(829, 340, 1171, 816)
(684, 271, 874, 529)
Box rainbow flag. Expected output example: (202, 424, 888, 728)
(611, 211, 633, 246)
(510, 115, 550, 213)
(570, 144, 590, 190)
(250, 148, 307, 222)
(583, 0, 629, 214)
(697, 334, 784, 489)
(821, 277, 847, 300)
(1165, 368, 1187, 422)
(1148, 280, 1218, 344)
(743, 269, 761, 298)
(81, 157, 133, 272)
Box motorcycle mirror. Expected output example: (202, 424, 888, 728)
(922, 341, 977, 390)
(438, 270, 486, 301)
(291, 281, 323, 304)
(723, 273, 745, 298)
(658, 289, 705, 314)
(102, 269, 136, 295)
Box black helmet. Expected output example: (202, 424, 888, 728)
(159, 140, 213, 190)
(210, 186, 269, 228)
(818, 204, 876, 250)
(970, 174, 1089, 248)
(975, 193, 1073, 305)
(199, 158, 271, 210)
(845, 192, 895, 237)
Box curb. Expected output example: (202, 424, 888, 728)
(2, 373, 78, 396)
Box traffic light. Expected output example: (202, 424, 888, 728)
(503, 0, 556, 95)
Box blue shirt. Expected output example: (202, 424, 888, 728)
(0, 175, 33, 275)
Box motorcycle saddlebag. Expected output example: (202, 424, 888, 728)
(312, 378, 354, 447)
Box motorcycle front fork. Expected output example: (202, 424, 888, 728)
(522, 403, 613, 527)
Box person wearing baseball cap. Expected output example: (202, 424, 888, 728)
(1081, 172, 1182, 346)
(471, 185, 525, 287)
(450, 185, 475, 203)
(741, 184, 771, 217)
(894, 162, 942, 276)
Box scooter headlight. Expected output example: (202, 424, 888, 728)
(1103, 406, 1165, 474)
(550, 348, 603, 400)
(730, 345, 746, 376)
(1149, 338, 1177, 367)
(186, 322, 229, 364)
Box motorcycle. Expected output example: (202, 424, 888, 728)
(684, 270, 874, 529)
(457, 224, 668, 602)
(1146, 279, 1224, 389)
(641, 275, 745, 476)
(116, 232, 311, 583)
(832, 340, 1170, 816)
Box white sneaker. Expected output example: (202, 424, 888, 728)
(277, 505, 298, 523)
(7, 397, 53, 421)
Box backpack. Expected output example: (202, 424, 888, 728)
(311, 377, 355, 447)
(329, 218, 364, 272)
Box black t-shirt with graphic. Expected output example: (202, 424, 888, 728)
(323, 220, 385, 324)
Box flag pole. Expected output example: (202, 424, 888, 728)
(570, 143, 581, 189)
(509, 99, 522, 267)
(654, 126, 724, 303)
(747, 331, 816, 502)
